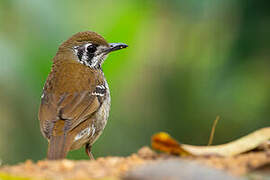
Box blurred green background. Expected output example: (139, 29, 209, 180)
(0, 0, 269, 164)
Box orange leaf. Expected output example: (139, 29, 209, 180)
(151, 132, 193, 156)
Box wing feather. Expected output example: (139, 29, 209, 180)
(39, 90, 103, 139)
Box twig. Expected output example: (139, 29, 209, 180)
(207, 116, 220, 146)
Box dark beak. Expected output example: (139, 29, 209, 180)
(103, 43, 128, 54)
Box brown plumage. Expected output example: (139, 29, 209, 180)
(38, 31, 127, 160)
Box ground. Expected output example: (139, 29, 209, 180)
(0, 147, 269, 180)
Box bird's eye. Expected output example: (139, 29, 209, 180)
(87, 44, 97, 53)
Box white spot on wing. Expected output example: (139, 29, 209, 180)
(74, 127, 91, 141)
(91, 124, 96, 137)
(74, 125, 96, 142)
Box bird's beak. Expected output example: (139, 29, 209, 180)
(103, 43, 128, 54)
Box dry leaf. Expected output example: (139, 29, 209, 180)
(151, 132, 192, 156)
(151, 127, 270, 157)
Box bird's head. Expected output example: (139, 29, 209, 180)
(56, 31, 128, 69)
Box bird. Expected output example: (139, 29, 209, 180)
(38, 31, 128, 160)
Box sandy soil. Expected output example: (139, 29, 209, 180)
(0, 147, 269, 180)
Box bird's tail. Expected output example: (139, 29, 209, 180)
(47, 133, 73, 160)
(47, 134, 70, 160)
(47, 119, 75, 160)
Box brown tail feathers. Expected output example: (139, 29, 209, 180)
(47, 134, 73, 160)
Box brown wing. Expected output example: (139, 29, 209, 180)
(39, 91, 102, 139)
(38, 61, 106, 139)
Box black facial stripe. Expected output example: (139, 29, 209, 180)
(77, 47, 84, 61)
